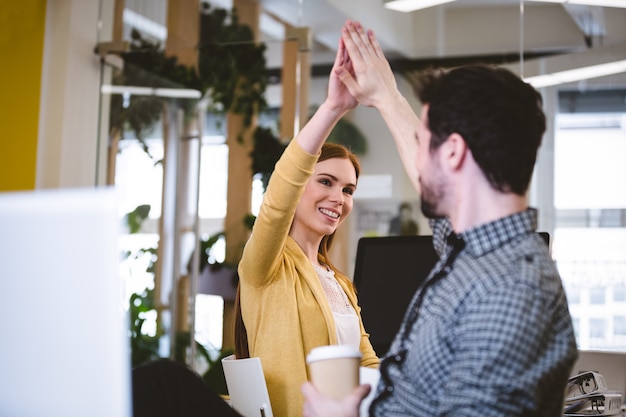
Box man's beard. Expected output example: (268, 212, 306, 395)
(420, 197, 443, 219)
(419, 179, 445, 219)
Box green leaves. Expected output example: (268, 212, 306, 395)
(126, 204, 151, 234)
(250, 126, 287, 191)
(198, 3, 268, 128)
(129, 289, 161, 366)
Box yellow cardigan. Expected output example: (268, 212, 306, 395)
(238, 140, 379, 417)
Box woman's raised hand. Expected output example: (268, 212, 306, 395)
(325, 36, 359, 114)
(336, 20, 399, 110)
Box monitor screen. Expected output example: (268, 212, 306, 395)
(353, 235, 439, 357)
(0, 188, 131, 417)
(353, 232, 550, 357)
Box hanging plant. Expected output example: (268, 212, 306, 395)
(250, 126, 287, 190)
(109, 2, 269, 147)
(309, 105, 368, 155)
(198, 2, 268, 130)
(109, 28, 202, 157)
(248, 107, 370, 193)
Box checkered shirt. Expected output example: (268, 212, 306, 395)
(369, 208, 578, 417)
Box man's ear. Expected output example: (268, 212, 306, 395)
(442, 133, 468, 171)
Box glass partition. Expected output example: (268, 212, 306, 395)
(96, 0, 281, 390)
(96, 0, 232, 381)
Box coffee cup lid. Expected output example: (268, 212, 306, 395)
(306, 345, 362, 364)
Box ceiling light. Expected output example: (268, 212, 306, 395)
(525, 0, 626, 8)
(523, 59, 626, 88)
(384, 0, 456, 12)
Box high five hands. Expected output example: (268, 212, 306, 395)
(335, 20, 399, 110)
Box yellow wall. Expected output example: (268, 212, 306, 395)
(0, 1, 46, 191)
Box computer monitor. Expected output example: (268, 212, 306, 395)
(0, 188, 131, 417)
(353, 235, 439, 357)
(353, 232, 550, 357)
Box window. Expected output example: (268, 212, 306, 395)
(552, 99, 626, 352)
(572, 317, 580, 341)
(116, 138, 165, 219)
(614, 316, 626, 336)
(115, 133, 232, 353)
(590, 287, 606, 305)
(589, 318, 606, 339)
(614, 285, 626, 302)
(566, 286, 581, 304)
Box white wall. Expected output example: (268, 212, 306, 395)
(37, 0, 114, 189)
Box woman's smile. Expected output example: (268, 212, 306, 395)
(319, 207, 340, 220)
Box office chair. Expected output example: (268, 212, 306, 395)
(132, 359, 241, 417)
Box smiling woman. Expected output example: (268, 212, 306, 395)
(291, 153, 358, 242)
(234, 43, 380, 416)
(236, 139, 378, 417)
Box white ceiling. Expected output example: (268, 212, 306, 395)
(254, 0, 626, 88)
(125, 0, 626, 89)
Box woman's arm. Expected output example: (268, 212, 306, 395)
(338, 20, 421, 192)
(296, 37, 358, 155)
(238, 37, 359, 287)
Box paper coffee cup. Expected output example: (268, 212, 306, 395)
(306, 345, 362, 399)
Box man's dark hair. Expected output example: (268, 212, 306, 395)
(413, 65, 546, 195)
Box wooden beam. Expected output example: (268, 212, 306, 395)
(281, 26, 312, 139)
(165, 0, 199, 67)
(281, 38, 298, 141)
(112, 0, 125, 42)
(222, 0, 261, 351)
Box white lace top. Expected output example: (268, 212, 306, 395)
(313, 264, 361, 349)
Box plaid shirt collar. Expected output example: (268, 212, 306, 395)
(431, 208, 538, 258)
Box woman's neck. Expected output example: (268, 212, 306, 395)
(289, 228, 323, 266)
